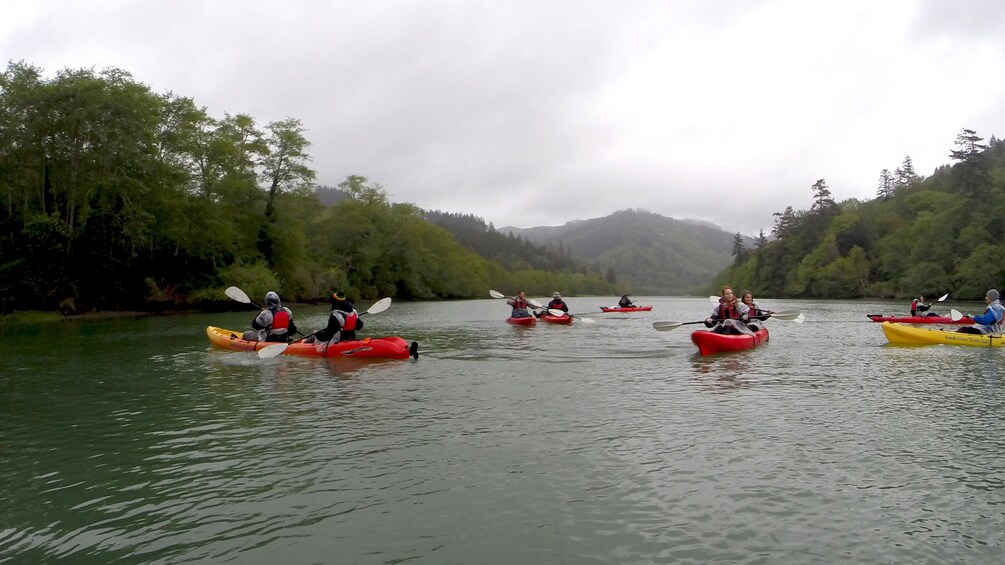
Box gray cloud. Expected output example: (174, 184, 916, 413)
(4, 0, 1004, 236)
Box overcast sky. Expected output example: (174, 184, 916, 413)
(4, 0, 1004, 236)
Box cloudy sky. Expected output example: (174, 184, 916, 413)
(4, 1, 1004, 236)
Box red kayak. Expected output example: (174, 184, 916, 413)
(690, 328, 769, 355)
(539, 313, 573, 325)
(600, 306, 653, 312)
(867, 314, 973, 324)
(506, 316, 537, 326)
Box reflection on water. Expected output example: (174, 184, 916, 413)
(2, 297, 1005, 563)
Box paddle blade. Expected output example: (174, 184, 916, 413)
(937, 293, 949, 302)
(950, 309, 965, 321)
(709, 296, 720, 303)
(489, 290, 506, 299)
(576, 315, 596, 323)
(652, 320, 684, 331)
(527, 298, 544, 309)
(767, 309, 803, 321)
(257, 343, 288, 358)
(226, 286, 251, 304)
(548, 308, 567, 317)
(365, 297, 392, 315)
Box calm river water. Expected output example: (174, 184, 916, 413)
(2, 296, 1004, 564)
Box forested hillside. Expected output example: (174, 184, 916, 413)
(0, 61, 615, 313)
(715, 130, 1005, 300)
(504, 209, 746, 294)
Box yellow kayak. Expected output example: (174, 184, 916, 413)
(881, 322, 1005, 347)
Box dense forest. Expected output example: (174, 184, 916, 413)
(0, 61, 616, 313)
(715, 130, 1005, 300)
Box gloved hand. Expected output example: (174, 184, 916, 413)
(741, 314, 749, 322)
(704, 318, 715, 328)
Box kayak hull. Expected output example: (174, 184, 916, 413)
(207, 326, 416, 359)
(690, 328, 769, 355)
(600, 306, 653, 312)
(539, 313, 573, 325)
(506, 316, 537, 326)
(880, 322, 1004, 347)
(868, 314, 973, 324)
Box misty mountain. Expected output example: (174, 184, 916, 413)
(501, 209, 748, 294)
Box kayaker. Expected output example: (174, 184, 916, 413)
(243, 291, 296, 342)
(956, 289, 1004, 335)
(911, 296, 936, 317)
(305, 291, 365, 350)
(507, 291, 533, 318)
(705, 285, 751, 335)
(618, 294, 635, 308)
(537, 291, 569, 318)
(740, 291, 772, 330)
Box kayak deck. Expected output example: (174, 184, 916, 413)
(207, 326, 417, 359)
(539, 313, 573, 325)
(600, 306, 653, 312)
(880, 322, 1004, 347)
(867, 314, 973, 324)
(690, 327, 769, 355)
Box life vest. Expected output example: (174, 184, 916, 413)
(911, 299, 920, 315)
(272, 308, 291, 331)
(342, 311, 358, 331)
(716, 302, 740, 320)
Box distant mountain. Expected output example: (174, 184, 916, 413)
(502, 209, 748, 294)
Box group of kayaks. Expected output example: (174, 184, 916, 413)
(505, 304, 654, 325)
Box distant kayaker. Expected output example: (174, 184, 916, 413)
(305, 291, 364, 350)
(740, 291, 772, 330)
(507, 291, 533, 318)
(537, 291, 569, 318)
(911, 296, 936, 317)
(705, 285, 751, 335)
(956, 289, 1004, 335)
(618, 294, 635, 308)
(243, 291, 296, 342)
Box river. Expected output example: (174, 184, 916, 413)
(2, 296, 1004, 564)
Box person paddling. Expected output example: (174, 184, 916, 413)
(243, 291, 296, 342)
(740, 291, 772, 331)
(618, 294, 635, 308)
(507, 291, 533, 319)
(305, 291, 364, 351)
(537, 291, 569, 318)
(956, 289, 1004, 335)
(705, 285, 751, 335)
(911, 296, 937, 317)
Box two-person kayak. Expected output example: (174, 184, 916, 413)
(207, 326, 418, 359)
(600, 306, 653, 312)
(690, 328, 769, 356)
(867, 314, 973, 324)
(880, 322, 1004, 347)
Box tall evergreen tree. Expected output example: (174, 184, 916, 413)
(877, 169, 895, 198)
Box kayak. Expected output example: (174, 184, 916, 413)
(867, 314, 973, 324)
(880, 322, 1004, 347)
(600, 306, 653, 312)
(539, 313, 573, 325)
(690, 327, 769, 355)
(206, 326, 418, 359)
(506, 316, 537, 326)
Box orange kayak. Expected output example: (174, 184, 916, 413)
(690, 328, 769, 355)
(207, 326, 417, 359)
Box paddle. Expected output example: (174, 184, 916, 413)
(950, 309, 966, 322)
(652, 309, 804, 331)
(258, 297, 393, 359)
(226, 286, 261, 308)
(541, 308, 595, 323)
(938, 293, 949, 302)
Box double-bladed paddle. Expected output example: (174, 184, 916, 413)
(652, 309, 804, 331)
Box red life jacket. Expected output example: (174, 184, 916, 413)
(716, 302, 740, 320)
(272, 308, 291, 330)
(342, 311, 358, 331)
